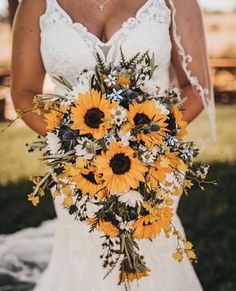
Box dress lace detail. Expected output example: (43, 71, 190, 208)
(168, 0, 216, 141)
(39, 0, 172, 87)
(35, 1, 204, 290)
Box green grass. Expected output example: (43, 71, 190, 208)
(0, 105, 236, 291)
(0, 122, 45, 185)
(188, 105, 236, 163)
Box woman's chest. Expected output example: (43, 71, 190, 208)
(40, 0, 172, 84)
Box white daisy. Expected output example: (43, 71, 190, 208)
(117, 190, 143, 208)
(111, 105, 127, 126)
(141, 150, 156, 165)
(75, 137, 99, 160)
(136, 63, 151, 73)
(46, 132, 61, 155)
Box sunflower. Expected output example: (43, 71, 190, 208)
(44, 109, 64, 131)
(87, 217, 119, 238)
(97, 219, 119, 238)
(95, 141, 147, 193)
(70, 89, 116, 139)
(172, 105, 188, 138)
(148, 151, 181, 187)
(132, 207, 173, 239)
(126, 100, 169, 147)
(117, 75, 131, 87)
(120, 267, 151, 283)
(64, 161, 103, 197)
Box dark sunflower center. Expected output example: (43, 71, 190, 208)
(81, 172, 98, 185)
(133, 113, 151, 126)
(109, 153, 131, 175)
(143, 220, 153, 226)
(84, 107, 104, 128)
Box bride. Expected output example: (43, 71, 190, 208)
(11, 0, 215, 290)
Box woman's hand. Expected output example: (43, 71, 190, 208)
(11, 0, 47, 136)
(179, 85, 204, 124)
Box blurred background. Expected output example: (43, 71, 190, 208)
(0, 0, 236, 291)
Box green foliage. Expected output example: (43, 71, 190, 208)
(96, 52, 106, 71)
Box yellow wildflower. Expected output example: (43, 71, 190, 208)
(62, 196, 74, 208)
(184, 241, 193, 250)
(172, 249, 183, 262)
(120, 266, 151, 282)
(27, 193, 40, 206)
(117, 75, 131, 87)
(184, 180, 193, 189)
(186, 249, 197, 261)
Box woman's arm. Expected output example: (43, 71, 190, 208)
(167, 0, 211, 124)
(11, 0, 47, 136)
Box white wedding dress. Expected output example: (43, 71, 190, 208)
(34, 0, 204, 290)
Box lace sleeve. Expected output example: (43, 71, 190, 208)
(167, 0, 216, 141)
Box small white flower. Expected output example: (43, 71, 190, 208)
(154, 100, 170, 115)
(196, 165, 209, 179)
(61, 71, 93, 105)
(62, 86, 83, 106)
(107, 89, 123, 101)
(136, 63, 151, 73)
(104, 135, 116, 147)
(138, 144, 147, 151)
(104, 70, 117, 86)
(111, 105, 127, 126)
(115, 214, 123, 222)
(46, 132, 61, 155)
(75, 137, 99, 160)
(117, 130, 133, 146)
(119, 221, 134, 231)
(140, 79, 160, 95)
(141, 150, 156, 165)
(117, 190, 143, 208)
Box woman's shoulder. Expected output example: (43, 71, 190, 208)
(16, 0, 46, 20)
(164, 0, 201, 13)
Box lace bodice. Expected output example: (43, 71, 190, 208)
(40, 0, 172, 92)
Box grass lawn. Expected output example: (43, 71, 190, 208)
(0, 104, 235, 291)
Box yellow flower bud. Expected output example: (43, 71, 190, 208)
(62, 196, 74, 208)
(172, 250, 183, 262)
(184, 241, 193, 250)
(27, 193, 40, 206)
(186, 249, 197, 260)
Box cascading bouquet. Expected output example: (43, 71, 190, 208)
(24, 49, 212, 288)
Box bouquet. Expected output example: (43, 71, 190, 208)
(22, 49, 212, 288)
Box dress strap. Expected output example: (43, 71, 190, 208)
(40, 0, 58, 30)
(43, 0, 56, 12)
(157, 0, 170, 10)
